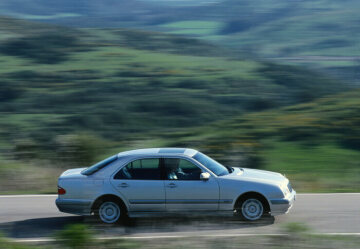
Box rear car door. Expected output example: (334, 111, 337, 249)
(163, 157, 220, 211)
(110, 157, 165, 212)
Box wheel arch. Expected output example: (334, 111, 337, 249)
(234, 191, 271, 214)
(91, 194, 127, 214)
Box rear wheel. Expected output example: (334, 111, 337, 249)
(92, 196, 128, 224)
(236, 198, 264, 221)
(98, 201, 122, 224)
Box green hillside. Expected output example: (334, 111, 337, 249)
(154, 0, 360, 82)
(2, 1, 360, 82)
(177, 90, 360, 192)
(0, 17, 353, 193)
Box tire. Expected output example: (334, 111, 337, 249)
(236, 198, 264, 221)
(97, 200, 124, 224)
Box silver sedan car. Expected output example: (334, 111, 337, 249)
(56, 148, 296, 223)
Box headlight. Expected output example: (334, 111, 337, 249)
(281, 184, 290, 196)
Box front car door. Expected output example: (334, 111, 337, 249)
(110, 157, 165, 212)
(163, 157, 220, 211)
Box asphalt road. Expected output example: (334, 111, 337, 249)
(0, 194, 359, 239)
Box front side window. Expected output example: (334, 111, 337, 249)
(164, 158, 202, 180)
(114, 158, 161, 180)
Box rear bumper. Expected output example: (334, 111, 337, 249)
(269, 190, 296, 216)
(55, 198, 92, 216)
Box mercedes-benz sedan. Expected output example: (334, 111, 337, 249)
(56, 148, 296, 223)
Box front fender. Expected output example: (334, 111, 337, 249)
(217, 178, 282, 211)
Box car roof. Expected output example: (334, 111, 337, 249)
(117, 148, 198, 158)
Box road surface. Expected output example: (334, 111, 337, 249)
(0, 194, 359, 239)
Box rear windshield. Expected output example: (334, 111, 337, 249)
(81, 155, 118, 175)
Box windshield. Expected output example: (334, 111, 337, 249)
(193, 152, 229, 176)
(81, 155, 118, 175)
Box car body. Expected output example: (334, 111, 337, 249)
(56, 148, 296, 223)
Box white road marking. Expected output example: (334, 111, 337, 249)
(322, 233, 360, 236)
(0, 195, 57, 198)
(9, 232, 360, 243)
(297, 193, 360, 196)
(2, 193, 359, 243)
(1, 193, 360, 198)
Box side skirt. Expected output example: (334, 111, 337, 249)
(128, 210, 234, 218)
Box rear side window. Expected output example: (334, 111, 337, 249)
(82, 155, 118, 175)
(114, 158, 161, 180)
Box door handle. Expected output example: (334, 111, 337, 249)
(167, 183, 177, 188)
(118, 183, 129, 188)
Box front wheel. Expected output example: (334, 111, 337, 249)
(236, 198, 264, 221)
(98, 201, 122, 224)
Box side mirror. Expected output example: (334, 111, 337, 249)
(200, 172, 210, 181)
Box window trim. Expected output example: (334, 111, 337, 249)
(111, 155, 214, 181)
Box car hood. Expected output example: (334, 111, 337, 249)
(59, 167, 87, 179)
(221, 167, 287, 185)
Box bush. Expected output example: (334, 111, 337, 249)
(56, 224, 93, 249)
(279, 127, 318, 142)
(0, 81, 23, 102)
(0, 33, 81, 64)
(0, 233, 35, 249)
(283, 222, 310, 235)
(13, 138, 39, 160)
(54, 133, 105, 167)
(340, 135, 360, 150)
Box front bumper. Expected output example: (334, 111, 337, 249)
(56, 198, 92, 216)
(269, 190, 296, 216)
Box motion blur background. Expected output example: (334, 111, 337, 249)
(0, 0, 360, 194)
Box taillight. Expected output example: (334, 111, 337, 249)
(58, 186, 66, 195)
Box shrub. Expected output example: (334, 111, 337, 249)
(283, 222, 310, 235)
(0, 233, 36, 249)
(0, 33, 80, 64)
(0, 81, 23, 102)
(54, 133, 105, 167)
(56, 224, 93, 249)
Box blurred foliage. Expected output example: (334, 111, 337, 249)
(1, 227, 360, 249)
(0, 16, 358, 193)
(56, 224, 93, 249)
(180, 90, 360, 192)
(55, 224, 138, 249)
(53, 134, 106, 167)
(283, 222, 311, 235)
(0, 233, 38, 249)
(0, 81, 23, 102)
(0, 32, 86, 64)
(1, 1, 360, 83)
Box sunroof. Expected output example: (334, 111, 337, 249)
(158, 148, 186, 153)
